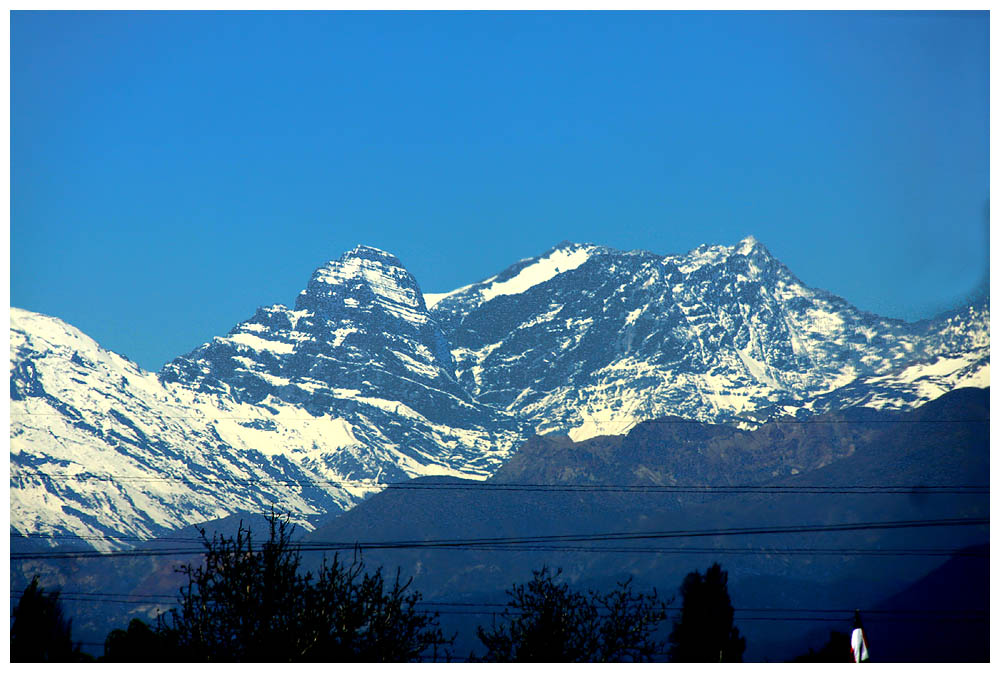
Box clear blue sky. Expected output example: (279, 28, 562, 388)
(12, 11, 989, 372)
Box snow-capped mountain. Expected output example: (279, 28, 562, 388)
(428, 237, 989, 439)
(161, 245, 524, 475)
(11, 307, 355, 550)
(776, 300, 990, 418)
(10, 247, 524, 550)
(9, 237, 988, 549)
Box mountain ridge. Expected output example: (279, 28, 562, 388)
(428, 236, 988, 438)
(9, 236, 988, 548)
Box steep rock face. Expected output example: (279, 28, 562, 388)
(429, 237, 989, 439)
(160, 246, 525, 478)
(163, 247, 468, 416)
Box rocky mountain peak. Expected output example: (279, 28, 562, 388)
(428, 236, 988, 439)
(295, 245, 427, 321)
(731, 234, 781, 271)
(734, 234, 763, 254)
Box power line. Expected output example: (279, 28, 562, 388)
(11, 590, 177, 599)
(416, 610, 987, 622)
(10, 517, 988, 561)
(10, 533, 989, 558)
(9, 471, 989, 493)
(15, 595, 175, 606)
(13, 532, 203, 542)
(316, 545, 989, 558)
(416, 602, 988, 616)
(10, 591, 987, 624)
(10, 589, 988, 617)
(290, 518, 990, 550)
(20, 603, 988, 622)
(70, 640, 459, 659)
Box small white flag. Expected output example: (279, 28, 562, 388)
(851, 610, 870, 662)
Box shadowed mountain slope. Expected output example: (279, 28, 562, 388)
(300, 388, 988, 661)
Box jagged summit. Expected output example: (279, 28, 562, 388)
(731, 235, 778, 266)
(297, 245, 426, 318)
(428, 236, 989, 439)
(549, 239, 601, 253)
(735, 234, 762, 253)
(347, 243, 394, 257)
(672, 234, 772, 268)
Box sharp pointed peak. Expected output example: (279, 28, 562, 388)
(295, 244, 424, 317)
(348, 243, 387, 253)
(341, 244, 400, 262)
(735, 235, 763, 253)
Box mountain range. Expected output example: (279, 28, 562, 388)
(10, 236, 989, 548)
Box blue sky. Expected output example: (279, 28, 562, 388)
(12, 11, 989, 372)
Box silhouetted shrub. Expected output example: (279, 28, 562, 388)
(475, 567, 669, 662)
(143, 512, 450, 661)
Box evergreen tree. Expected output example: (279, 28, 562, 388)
(475, 567, 669, 662)
(667, 562, 746, 662)
(11, 576, 88, 662)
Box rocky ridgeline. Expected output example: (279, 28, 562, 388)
(429, 237, 988, 438)
(10, 238, 989, 548)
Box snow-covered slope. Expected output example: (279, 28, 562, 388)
(11, 307, 362, 550)
(775, 301, 990, 418)
(11, 247, 524, 550)
(429, 237, 989, 439)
